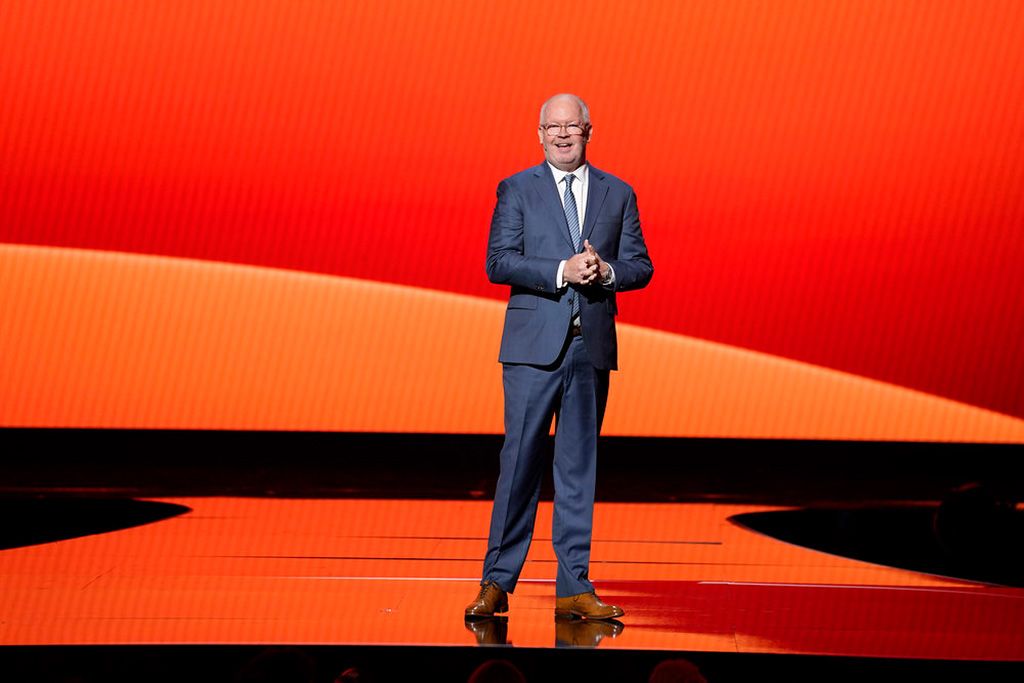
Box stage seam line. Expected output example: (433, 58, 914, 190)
(80, 566, 116, 591)
(202, 555, 734, 566)
(332, 535, 722, 545)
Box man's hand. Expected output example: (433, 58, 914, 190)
(583, 240, 611, 282)
(564, 252, 599, 285)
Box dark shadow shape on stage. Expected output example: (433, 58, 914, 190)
(0, 497, 191, 550)
(730, 497, 1024, 587)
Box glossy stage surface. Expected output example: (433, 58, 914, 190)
(2, 496, 1022, 659)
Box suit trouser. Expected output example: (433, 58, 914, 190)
(482, 333, 610, 598)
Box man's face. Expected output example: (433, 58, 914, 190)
(538, 98, 591, 172)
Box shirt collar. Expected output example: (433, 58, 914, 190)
(547, 162, 588, 186)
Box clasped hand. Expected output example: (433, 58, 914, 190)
(564, 240, 608, 286)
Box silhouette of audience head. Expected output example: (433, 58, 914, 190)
(335, 665, 368, 682)
(467, 658, 527, 683)
(648, 657, 708, 683)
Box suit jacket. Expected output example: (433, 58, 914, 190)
(486, 162, 654, 370)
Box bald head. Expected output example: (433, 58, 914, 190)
(539, 93, 591, 126)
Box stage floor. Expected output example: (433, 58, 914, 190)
(1, 497, 1021, 660)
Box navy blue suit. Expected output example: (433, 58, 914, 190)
(483, 162, 653, 597)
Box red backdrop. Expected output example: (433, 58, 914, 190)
(2, 1, 1023, 429)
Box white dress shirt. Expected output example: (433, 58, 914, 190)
(549, 162, 589, 233)
(548, 162, 615, 291)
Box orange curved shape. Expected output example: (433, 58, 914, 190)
(2, 243, 1023, 441)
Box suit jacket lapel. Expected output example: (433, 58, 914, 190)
(582, 165, 609, 243)
(532, 162, 576, 251)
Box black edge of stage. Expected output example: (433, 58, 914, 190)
(1, 645, 1022, 683)
(2, 428, 1022, 504)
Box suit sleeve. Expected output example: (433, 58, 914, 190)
(486, 179, 563, 293)
(603, 189, 654, 292)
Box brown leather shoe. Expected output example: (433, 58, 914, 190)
(465, 580, 509, 618)
(554, 592, 624, 620)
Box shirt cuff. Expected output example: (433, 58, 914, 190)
(557, 260, 567, 288)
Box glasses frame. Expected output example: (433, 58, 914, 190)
(539, 122, 589, 137)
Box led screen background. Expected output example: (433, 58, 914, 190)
(2, 1, 1023, 440)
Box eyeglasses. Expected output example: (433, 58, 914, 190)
(540, 122, 588, 137)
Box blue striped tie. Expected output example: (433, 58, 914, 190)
(563, 174, 581, 321)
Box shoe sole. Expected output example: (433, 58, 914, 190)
(465, 599, 509, 618)
(554, 608, 624, 620)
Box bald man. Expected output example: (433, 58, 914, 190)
(466, 94, 654, 621)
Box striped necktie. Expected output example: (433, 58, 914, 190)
(563, 174, 581, 321)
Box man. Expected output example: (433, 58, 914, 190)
(466, 94, 654, 621)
